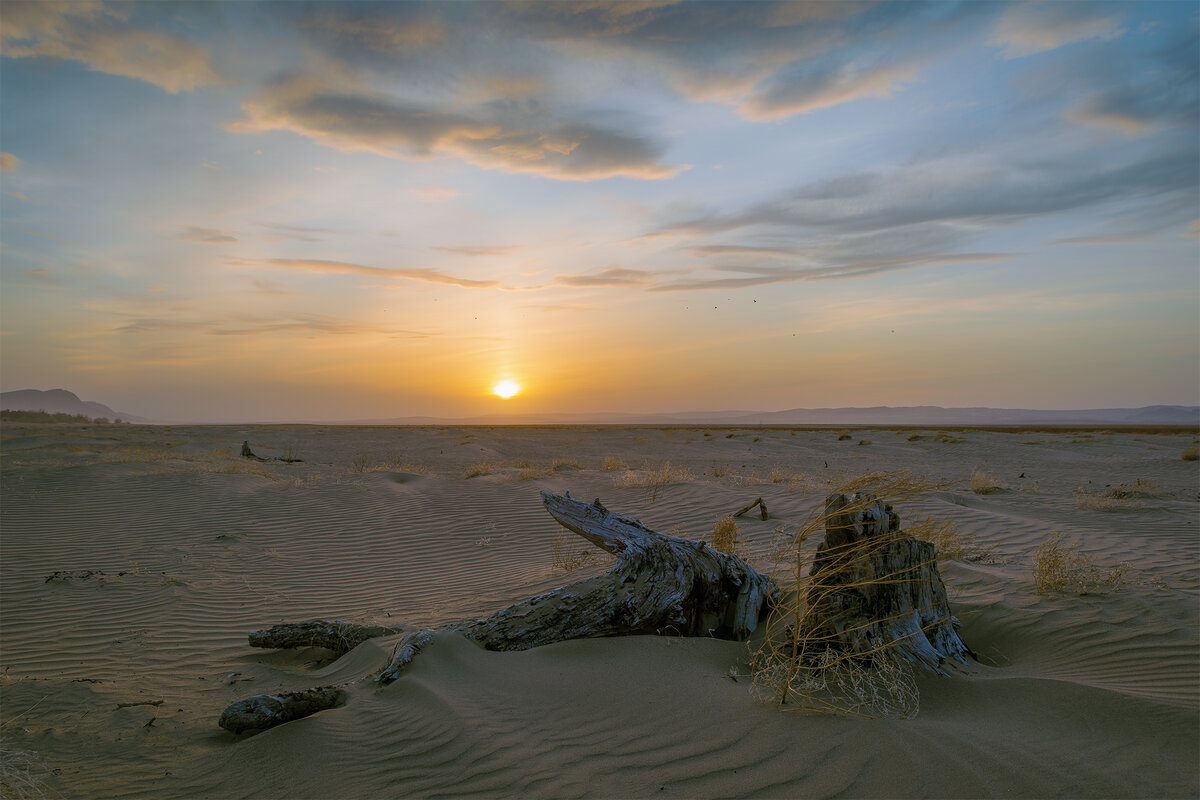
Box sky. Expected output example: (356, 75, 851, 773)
(1, 1, 1197, 422)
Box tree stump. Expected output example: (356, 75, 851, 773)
(800, 491, 972, 673)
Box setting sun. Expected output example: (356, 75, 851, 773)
(492, 380, 520, 399)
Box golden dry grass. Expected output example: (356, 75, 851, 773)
(751, 471, 953, 719)
(906, 516, 994, 563)
(1181, 447, 1199, 461)
(462, 461, 495, 478)
(711, 515, 740, 555)
(551, 531, 598, 572)
(603, 456, 627, 471)
(612, 461, 694, 500)
(1074, 479, 1162, 510)
(970, 470, 1008, 494)
(1033, 532, 1129, 593)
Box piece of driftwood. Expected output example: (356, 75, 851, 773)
(733, 497, 769, 521)
(219, 491, 778, 732)
(248, 620, 406, 655)
(799, 491, 973, 673)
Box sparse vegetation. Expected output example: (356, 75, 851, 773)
(1182, 447, 1199, 461)
(0, 741, 52, 799)
(1074, 479, 1162, 510)
(906, 516, 994, 563)
(857, 439, 871, 446)
(836, 431, 852, 441)
(552, 531, 597, 572)
(0, 409, 123, 424)
(751, 471, 953, 719)
(970, 470, 1007, 494)
(603, 456, 627, 471)
(612, 461, 694, 501)
(1033, 532, 1128, 593)
(463, 461, 495, 478)
(933, 432, 964, 443)
(711, 515, 740, 555)
(906, 432, 922, 442)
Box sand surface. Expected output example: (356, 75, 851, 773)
(1, 423, 1197, 799)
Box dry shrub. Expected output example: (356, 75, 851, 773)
(769, 466, 794, 484)
(603, 456, 627, 471)
(713, 465, 731, 478)
(836, 431, 852, 441)
(552, 458, 582, 471)
(1033, 532, 1128, 593)
(382, 459, 434, 475)
(1074, 479, 1161, 510)
(934, 432, 963, 443)
(857, 439, 871, 446)
(463, 461, 495, 478)
(612, 461, 693, 501)
(552, 531, 597, 572)
(906, 432, 922, 442)
(1182, 447, 1199, 461)
(906, 516, 993, 563)
(751, 471, 952, 719)
(351, 454, 371, 473)
(970, 470, 1007, 494)
(0, 742, 51, 800)
(711, 516, 740, 555)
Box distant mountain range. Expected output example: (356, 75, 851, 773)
(2, 389, 1196, 427)
(0, 389, 145, 422)
(347, 404, 1200, 427)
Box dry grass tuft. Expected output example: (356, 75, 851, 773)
(1033, 532, 1128, 593)
(933, 432, 964, 443)
(969, 470, 1007, 494)
(711, 516, 740, 555)
(906, 432, 922, 442)
(612, 461, 693, 501)
(552, 532, 598, 572)
(462, 461, 495, 479)
(603, 456, 627, 471)
(906, 516, 994, 563)
(1074, 479, 1162, 510)
(836, 431, 852, 441)
(857, 439, 871, 446)
(1182, 447, 1199, 461)
(0, 742, 51, 799)
(750, 471, 952, 719)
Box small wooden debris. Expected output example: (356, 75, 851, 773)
(733, 497, 768, 521)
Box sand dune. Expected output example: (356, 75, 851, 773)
(1, 424, 1197, 798)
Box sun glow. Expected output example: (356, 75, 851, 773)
(492, 379, 520, 399)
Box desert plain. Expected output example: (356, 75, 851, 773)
(1, 422, 1197, 799)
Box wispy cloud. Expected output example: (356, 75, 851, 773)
(0, 1, 226, 92)
(433, 245, 518, 257)
(175, 226, 237, 245)
(232, 257, 503, 289)
(0, 152, 20, 171)
(258, 222, 338, 243)
(990, 1, 1125, 59)
(553, 267, 656, 288)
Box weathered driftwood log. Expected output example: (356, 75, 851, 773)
(248, 620, 406, 656)
(218, 687, 347, 734)
(220, 491, 778, 732)
(800, 491, 972, 673)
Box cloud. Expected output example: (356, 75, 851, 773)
(258, 222, 337, 243)
(0, 1, 226, 92)
(0, 152, 20, 171)
(553, 267, 656, 287)
(739, 57, 924, 120)
(227, 75, 683, 181)
(684, 244, 797, 258)
(411, 185, 461, 202)
(433, 245, 518, 257)
(1066, 27, 1199, 133)
(648, 253, 1010, 292)
(232, 257, 503, 289)
(175, 226, 237, 245)
(990, 1, 1125, 59)
(115, 313, 433, 339)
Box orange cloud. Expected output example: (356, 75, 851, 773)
(1, 1, 226, 92)
(0, 152, 20, 171)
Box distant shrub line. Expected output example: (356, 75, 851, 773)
(1, 409, 127, 424)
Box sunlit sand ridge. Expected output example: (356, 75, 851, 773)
(1, 424, 1197, 798)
